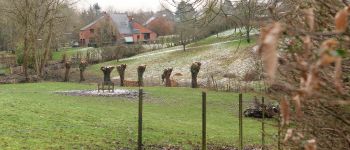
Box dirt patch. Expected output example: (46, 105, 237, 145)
(55, 89, 139, 98)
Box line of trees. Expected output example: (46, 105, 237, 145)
(162, 0, 266, 51)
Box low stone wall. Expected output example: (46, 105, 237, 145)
(0, 54, 16, 67)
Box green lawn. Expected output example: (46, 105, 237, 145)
(0, 82, 277, 149)
(52, 47, 95, 61)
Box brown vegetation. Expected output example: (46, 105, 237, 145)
(258, 1, 350, 149)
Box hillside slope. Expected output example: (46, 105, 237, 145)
(86, 37, 257, 87)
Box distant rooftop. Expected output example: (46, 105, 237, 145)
(110, 13, 133, 35)
(80, 16, 105, 31)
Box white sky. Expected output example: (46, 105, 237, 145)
(77, 0, 164, 12)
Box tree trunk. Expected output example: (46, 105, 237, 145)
(79, 60, 87, 82)
(80, 70, 84, 82)
(246, 27, 251, 43)
(191, 62, 202, 88)
(162, 68, 173, 87)
(64, 61, 71, 82)
(39, 21, 53, 77)
(23, 34, 30, 81)
(137, 65, 147, 87)
(101, 66, 115, 84)
(117, 64, 127, 86)
(192, 75, 198, 88)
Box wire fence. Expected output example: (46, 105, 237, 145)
(129, 88, 281, 150)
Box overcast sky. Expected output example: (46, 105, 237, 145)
(77, 0, 165, 12)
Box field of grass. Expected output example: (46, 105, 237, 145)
(52, 47, 95, 61)
(189, 28, 259, 47)
(86, 39, 256, 86)
(0, 82, 277, 149)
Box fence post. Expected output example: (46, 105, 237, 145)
(239, 93, 243, 150)
(261, 97, 265, 150)
(278, 111, 281, 150)
(202, 92, 207, 150)
(138, 89, 143, 150)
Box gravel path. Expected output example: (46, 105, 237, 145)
(55, 89, 139, 98)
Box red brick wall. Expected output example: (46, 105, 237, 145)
(132, 22, 158, 42)
(79, 23, 100, 46)
(80, 16, 157, 45)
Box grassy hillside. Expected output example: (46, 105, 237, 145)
(86, 38, 257, 86)
(52, 47, 95, 61)
(0, 82, 276, 149)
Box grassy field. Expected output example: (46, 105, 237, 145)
(52, 47, 95, 61)
(0, 82, 277, 149)
(86, 39, 256, 86)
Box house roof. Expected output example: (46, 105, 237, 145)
(80, 16, 106, 31)
(144, 16, 156, 26)
(132, 22, 154, 34)
(110, 13, 133, 35)
(80, 13, 155, 36)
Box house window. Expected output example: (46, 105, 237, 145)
(90, 29, 95, 33)
(137, 35, 140, 39)
(143, 33, 150, 40)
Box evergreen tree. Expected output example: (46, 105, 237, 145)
(175, 1, 196, 51)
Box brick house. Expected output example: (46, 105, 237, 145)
(132, 22, 157, 43)
(79, 13, 157, 46)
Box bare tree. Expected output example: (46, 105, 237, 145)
(116, 64, 127, 86)
(162, 68, 173, 87)
(3, 0, 77, 80)
(235, 0, 262, 43)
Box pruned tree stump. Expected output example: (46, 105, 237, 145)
(79, 60, 88, 82)
(137, 65, 147, 87)
(101, 66, 115, 84)
(162, 68, 173, 87)
(64, 61, 71, 82)
(117, 64, 127, 86)
(190, 62, 201, 88)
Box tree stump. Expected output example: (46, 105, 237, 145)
(117, 64, 127, 86)
(162, 68, 173, 87)
(64, 61, 71, 82)
(191, 62, 201, 88)
(137, 65, 147, 87)
(101, 66, 115, 84)
(79, 60, 88, 82)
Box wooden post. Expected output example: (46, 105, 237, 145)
(202, 92, 207, 150)
(138, 89, 143, 150)
(278, 111, 281, 150)
(239, 93, 243, 150)
(98, 83, 100, 92)
(261, 97, 265, 150)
